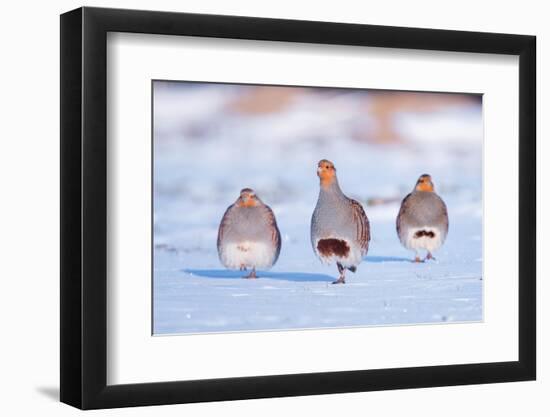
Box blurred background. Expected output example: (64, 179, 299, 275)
(153, 81, 482, 252)
(153, 81, 483, 334)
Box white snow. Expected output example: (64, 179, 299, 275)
(153, 83, 483, 335)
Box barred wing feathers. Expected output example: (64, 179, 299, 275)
(350, 198, 370, 255)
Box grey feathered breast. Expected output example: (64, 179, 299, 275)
(396, 191, 448, 236)
(311, 188, 370, 255)
(217, 203, 281, 262)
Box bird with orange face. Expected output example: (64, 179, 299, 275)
(396, 174, 449, 262)
(311, 160, 370, 284)
(217, 188, 281, 278)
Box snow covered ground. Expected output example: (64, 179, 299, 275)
(153, 83, 483, 335)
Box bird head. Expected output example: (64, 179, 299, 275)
(317, 159, 336, 187)
(237, 188, 260, 207)
(415, 174, 435, 192)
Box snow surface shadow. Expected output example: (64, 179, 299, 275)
(365, 255, 411, 263)
(184, 269, 334, 282)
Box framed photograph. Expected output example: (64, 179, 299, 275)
(60, 6, 536, 409)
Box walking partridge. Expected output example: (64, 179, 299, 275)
(311, 160, 370, 284)
(217, 188, 281, 278)
(396, 174, 449, 262)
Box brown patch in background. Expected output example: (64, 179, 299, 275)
(353, 91, 480, 144)
(228, 86, 304, 115)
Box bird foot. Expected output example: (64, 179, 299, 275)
(413, 256, 425, 263)
(243, 270, 257, 279)
(332, 277, 346, 284)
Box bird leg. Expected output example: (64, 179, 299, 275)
(333, 263, 346, 284)
(413, 252, 424, 263)
(244, 267, 257, 279)
(425, 252, 435, 262)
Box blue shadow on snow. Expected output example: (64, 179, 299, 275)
(364, 255, 411, 263)
(184, 269, 334, 282)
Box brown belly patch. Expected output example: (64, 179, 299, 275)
(317, 239, 350, 258)
(414, 230, 435, 239)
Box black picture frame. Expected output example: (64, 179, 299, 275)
(60, 6, 536, 410)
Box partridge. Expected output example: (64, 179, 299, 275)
(396, 174, 449, 262)
(311, 160, 370, 284)
(217, 188, 281, 278)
